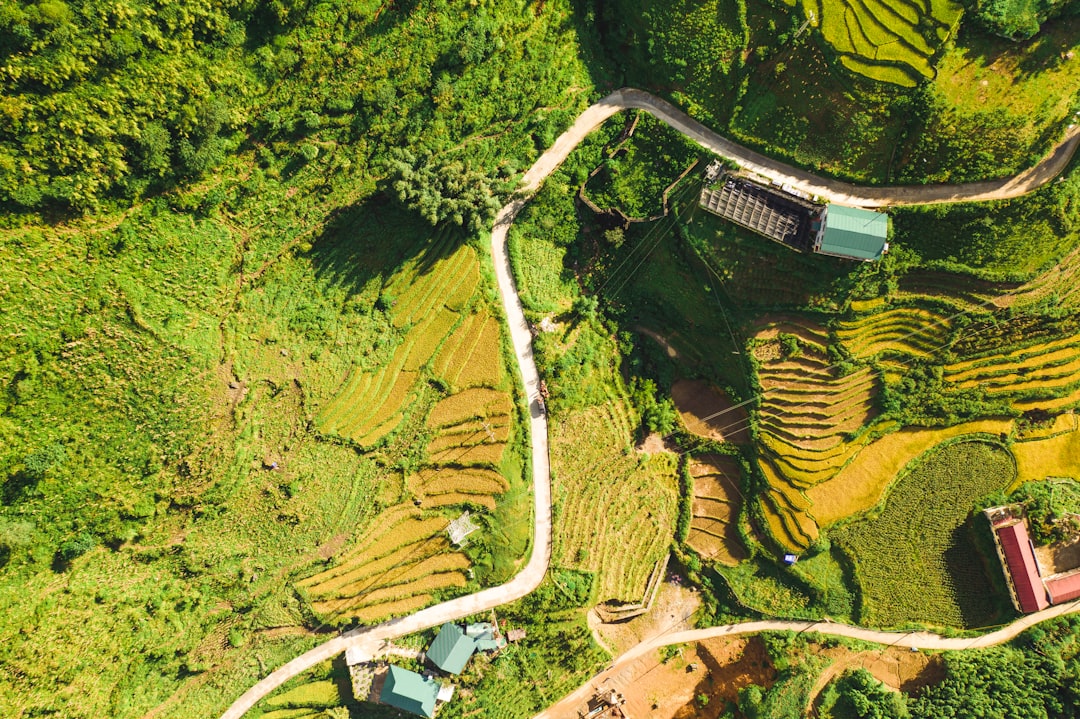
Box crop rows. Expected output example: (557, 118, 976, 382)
(297, 508, 472, 623)
(836, 306, 951, 360)
(752, 319, 882, 550)
(944, 333, 1080, 408)
(834, 440, 1013, 627)
(316, 241, 481, 446)
(551, 401, 678, 602)
(804, 0, 962, 86)
(433, 311, 504, 391)
(686, 455, 747, 565)
(300, 328, 516, 625)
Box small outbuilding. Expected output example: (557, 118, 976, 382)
(815, 205, 890, 261)
(380, 665, 440, 718)
(427, 622, 478, 675)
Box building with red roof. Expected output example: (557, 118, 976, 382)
(1045, 572, 1080, 604)
(992, 519, 1049, 613)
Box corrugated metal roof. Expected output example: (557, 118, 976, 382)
(819, 205, 889, 261)
(382, 665, 439, 718)
(1046, 571, 1080, 604)
(427, 622, 476, 675)
(997, 522, 1049, 613)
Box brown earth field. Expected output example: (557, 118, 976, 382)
(807, 644, 945, 717)
(607, 637, 777, 719)
(687, 455, 748, 566)
(620, 638, 944, 719)
(672, 379, 750, 444)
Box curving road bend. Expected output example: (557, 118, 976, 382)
(217, 172, 553, 719)
(220, 89, 1080, 719)
(534, 599, 1080, 719)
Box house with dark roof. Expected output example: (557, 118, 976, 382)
(379, 665, 439, 718)
(426, 622, 478, 675)
(698, 174, 889, 262)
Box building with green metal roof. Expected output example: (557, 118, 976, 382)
(426, 622, 477, 675)
(380, 665, 439, 718)
(814, 204, 890, 261)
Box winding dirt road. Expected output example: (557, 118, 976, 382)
(218, 89, 1080, 718)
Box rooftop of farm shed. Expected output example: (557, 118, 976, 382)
(381, 665, 439, 718)
(816, 205, 890, 261)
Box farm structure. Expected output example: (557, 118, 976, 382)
(986, 505, 1080, 613)
(425, 621, 506, 675)
(373, 665, 442, 718)
(699, 174, 889, 261)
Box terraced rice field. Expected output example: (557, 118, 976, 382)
(836, 306, 951, 360)
(300, 235, 517, 624)
(804, 0, 963, 86)
(1003, 247, 1080, 311)
(316, 231, 481, 446)
(942, 333, 1080, 407)
(938, 332, 1080, 413)
(899, 270, 1007, 312)
(751, 318, 881, 550)
(297, 506, 472, 623)
(551, 398, 679, 603)
(686, 455, 748, 565)
(805, 418, 1012, 526)
(1012, 415, 1080, 488)
(434, 311, 504, 391)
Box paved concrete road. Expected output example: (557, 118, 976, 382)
(608, 88, 1080, 208)
(219, 88, 1080, 719)
(535, 599, 1080, 719)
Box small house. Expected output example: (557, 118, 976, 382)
(427, 622, 478, 675)
(380, 665, 440, 718)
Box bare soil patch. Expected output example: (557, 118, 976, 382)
(687, 455, 748, 565)
(637, 431, 673, 455)
(806, 644, 945, 717)
(594, 582, 702, 656)
(672, 379, 749, 444)
(636, 326, 681, 359)
(1036, 538, 1080, 575)
(613, 636, 776, 719)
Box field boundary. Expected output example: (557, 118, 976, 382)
(221, 89, 1080, 718)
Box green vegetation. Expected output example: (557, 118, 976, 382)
(594, 0, 1080, 185)
(834, 441, 1015, 627)
(805, 0, 961, 86)
(817, 669, 909, 719)
(973, 0, 1080, 37)
(981, 478, 1080, 546)
(892, 157, 1080, 278)
(905, 614, 1080, 718)
(9, 0, 1080, 716)
(0, 0, 595, 715)
(584, 113, 702, 219)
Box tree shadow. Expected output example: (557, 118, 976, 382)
(946, 519, 1007, 629)
(306, 193, 463, 302)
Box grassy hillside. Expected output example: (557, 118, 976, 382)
(591, 0, 1080, 184)
(0, 1, 596, 716)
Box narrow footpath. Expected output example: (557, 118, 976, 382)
(219, 89, 1080, 719)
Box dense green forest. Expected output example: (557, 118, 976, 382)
(0, 0, 599, 716)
